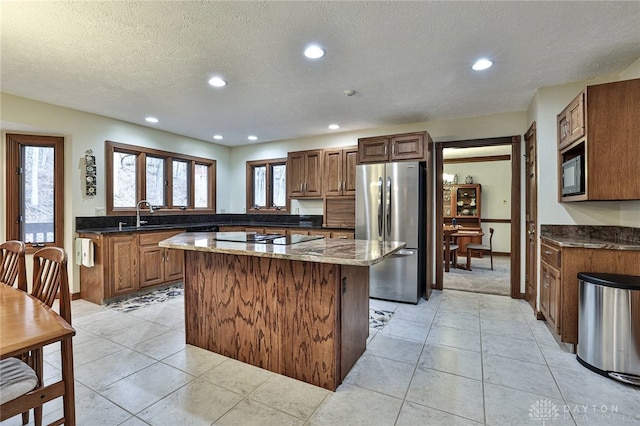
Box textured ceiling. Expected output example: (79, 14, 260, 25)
(2, 1, 640, 147)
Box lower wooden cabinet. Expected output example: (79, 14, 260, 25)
(80, 229, 184, 304)
(107, 234, 139, 297)
(139, 231, 184, 288)
(540, 260, 560, 334)
(539, 238, 640, 346)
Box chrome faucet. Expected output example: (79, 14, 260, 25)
(136, 200, 155, 227)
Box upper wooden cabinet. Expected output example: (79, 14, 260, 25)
(557, 93, 585, 150)
(357, 132, 428, 164)
(287, 149, 323, 198)
(558, 78, 640, 201)
(323, 146, 357, 197)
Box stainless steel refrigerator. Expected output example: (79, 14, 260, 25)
(356, 162, 426, 303)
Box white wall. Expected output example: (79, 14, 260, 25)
(228, 112, 527, 213)
(444, 157, 512, 253)
(1, 93, 231, 293)
(532, 73, 640, 228)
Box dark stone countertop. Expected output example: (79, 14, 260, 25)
(540, 225, 640, 251)
(76, 213, 353, 235)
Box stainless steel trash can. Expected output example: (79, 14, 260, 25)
(577, 272, 640, 386)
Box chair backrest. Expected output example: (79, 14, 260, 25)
(31, 247, 71, 324)
(0, 241, 27, 291)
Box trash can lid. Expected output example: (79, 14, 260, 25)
(578, 272, 640, 290)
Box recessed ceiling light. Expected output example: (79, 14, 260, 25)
(208, 76, 227, 87)
(145, 117, 159, 123)
(328, 124, 340, 130)
(304, 44, 325, 59)
(248, 135, 258, 141)
(472, 58, 493, 71)
(213, 135, 223, 140)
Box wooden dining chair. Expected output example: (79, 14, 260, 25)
(18, 247, 71, 425)
(0, 240, 27, 291)
(466, 228, 494, 271)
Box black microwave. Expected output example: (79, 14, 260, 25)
(561, 155, 584, 196)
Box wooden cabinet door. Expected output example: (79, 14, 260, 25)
(303, 150, 323, 197)
(108, 234, 138, 296)
(557, 109, 571, 149)
(390, 133, 424, 161)
(139, 245, 165, 288)
(547, 265, 561, 333)
(287, 151, 306, 198)
(343, 148, 358, 196)
(568, 93, 585, 143)
(323, 149, 343, 197)
(164, 248, 184, 282)
(357, 137, 389, 164)
(540, 261, 560, 332)
(540, 262, 550, 319)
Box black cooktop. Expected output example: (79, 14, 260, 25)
(211, 232, 324, 245)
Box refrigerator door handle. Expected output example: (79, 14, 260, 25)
(392, 249, 414, 257)
(386, 176, 392, 238)
(377, 177, 383, 238)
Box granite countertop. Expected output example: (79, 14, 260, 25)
(159, 232, 405, 266)
(540, 225, 640, 251)
(540, 235, 640, 250)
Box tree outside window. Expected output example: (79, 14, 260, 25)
(107, 141, 216, 214)
(246, 158, 287, 213)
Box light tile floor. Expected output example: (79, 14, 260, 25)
(3, 290, 639, 425)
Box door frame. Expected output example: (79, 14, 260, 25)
(524, 123, 539, 313)
(434, 136, 522, 298)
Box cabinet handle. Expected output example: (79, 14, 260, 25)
(384, 145, 388, 156)
(392, 144, 396, 156)
(165, 253, 169, 261)
(544, 251, 552, 255)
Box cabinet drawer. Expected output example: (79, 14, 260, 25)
(331, 231, 354, 239)
(139, 230, 185, 246)
(540, 242, 561, 268)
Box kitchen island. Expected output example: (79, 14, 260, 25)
(159, 232, 405, 390)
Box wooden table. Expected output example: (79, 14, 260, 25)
(0, 285, 76, 425)
(443, 226, 484, 272)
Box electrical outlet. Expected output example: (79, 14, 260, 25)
(295, 208, 300, 214)
(95, 207, 106, 216)
(220, 208, 226, 213)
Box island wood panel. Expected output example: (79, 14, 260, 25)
(183, 250, 367, 390)
(281, 260, 340, 390)
(339, 265, 369, 381)
(184, 251, 282, 373)
(559, 247, 640, 345)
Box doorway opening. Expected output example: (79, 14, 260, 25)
(435, 136, 522, 298)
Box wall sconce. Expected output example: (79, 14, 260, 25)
(85, 150, 96, 196)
